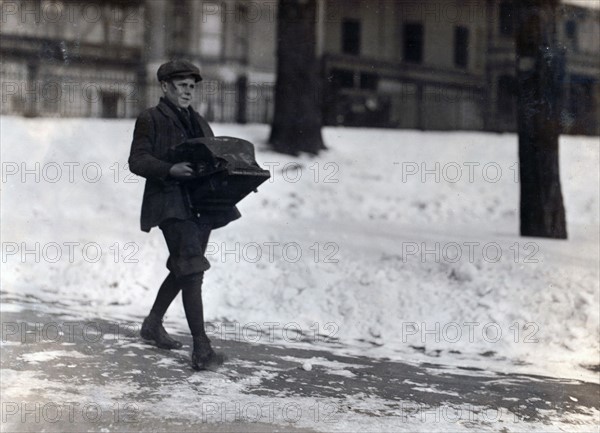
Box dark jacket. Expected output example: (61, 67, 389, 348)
(129, 98, 241, 232)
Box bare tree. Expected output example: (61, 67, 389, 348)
(269, 0, 325, 155)
(515, 0, 567, 239)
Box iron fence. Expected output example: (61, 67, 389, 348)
(1, 65, 274, 124)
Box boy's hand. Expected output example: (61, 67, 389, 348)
(169, 162, 195, 179)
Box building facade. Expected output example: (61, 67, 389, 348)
(318, 0, 600, 134)
(0, 0, 277, 122)
(1, 0, 145, 118)
(319, 0, 488, 130)
(1, 0, 598, 134)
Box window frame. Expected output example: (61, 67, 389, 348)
(454, 26, 469, 68)
(403, 22, 424, 64)
(341, 19, 361, 56)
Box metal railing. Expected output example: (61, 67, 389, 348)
(1, 66, 274, 124)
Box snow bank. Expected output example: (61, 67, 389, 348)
(1, 116, 598, 382)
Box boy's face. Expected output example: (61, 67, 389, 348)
(162, 76, 196, 109)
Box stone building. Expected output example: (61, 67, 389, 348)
(0, 0, 276, 121)
(318, 0, 489, 130)
(1, 0, 598, 134)
(1, 0, 146, 117)
(318, 0, 599, 134)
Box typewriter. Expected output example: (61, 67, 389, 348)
(168, 136, 271, 211)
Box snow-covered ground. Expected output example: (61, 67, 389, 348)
(2, 116, 599, 383)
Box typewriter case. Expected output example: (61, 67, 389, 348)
(168, 136, 270, 212)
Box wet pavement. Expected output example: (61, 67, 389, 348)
(1, 297, 598, 432)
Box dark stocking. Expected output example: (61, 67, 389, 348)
(149, 272, 180, 318)
(180, 272, 209, 340)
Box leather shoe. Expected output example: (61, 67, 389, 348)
(191, 336, 224, 370)
(140, 313, 183, 350)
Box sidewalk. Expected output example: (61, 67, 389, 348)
(1, 297, 598, 432)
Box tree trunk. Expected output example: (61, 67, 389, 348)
(515, 0, 567, 239)
(269, 0, 325, 155)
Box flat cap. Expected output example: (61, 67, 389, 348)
(157, 59, 202, 82)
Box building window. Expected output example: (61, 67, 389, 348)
(454, 26, 469, 68)
(234, 4, 249, 63)
(360, 73, 378, 91)
(497, 75, 516, 116)
(101, 92, 121, 118)
(200, 9, 223, 57)
(102, 3, 130, 46)
(223, 3, 249, 63)
(171, 1, 190, 50)
(499, 1, 514, 36)
(330, 69, 355, 89)
(403, 22, 423, 64)
(342, 19, 361, 55)
(569, 77, 593, 121)
(565, 20, 578, 51)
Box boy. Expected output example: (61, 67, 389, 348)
(128, 60, 240, 370)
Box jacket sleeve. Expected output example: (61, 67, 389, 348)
(128, 110, 173, 181)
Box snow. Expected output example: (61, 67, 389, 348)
(20, 350, 89, 364)
(1, 116, 599, 384)
(563, 0, 600, 9)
